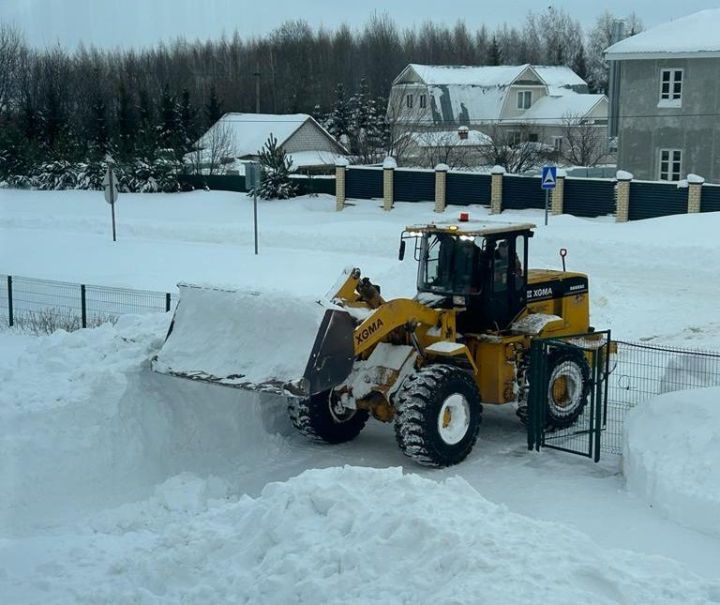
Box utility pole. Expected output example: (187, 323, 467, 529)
(254, 63, 261, 113)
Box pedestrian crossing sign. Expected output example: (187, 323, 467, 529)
(541, 166, 557, 190)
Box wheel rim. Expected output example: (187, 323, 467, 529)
(547, 361, 584, 418)
(437, 393, 470, 445)
(327, 392, 356, 423)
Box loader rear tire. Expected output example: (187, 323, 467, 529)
(544, 349, 590, 430)
(394, 364, 482, 467)
(289, 390, 369, 445)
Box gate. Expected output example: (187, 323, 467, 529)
(526, 331, 611, 462)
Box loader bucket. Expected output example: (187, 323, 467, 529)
(152, 284, 355, 397)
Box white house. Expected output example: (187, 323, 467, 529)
(187, 113, 347, 175)
(388, 64, 608, 156)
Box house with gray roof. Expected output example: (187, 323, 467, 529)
(388, 64, 608, 163)
(187, 113, 347, 175)
(605, 9, 720, 183)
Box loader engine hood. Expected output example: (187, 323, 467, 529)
(152, 284, 355, 397)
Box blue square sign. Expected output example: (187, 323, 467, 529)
(541, 166, 557, 190)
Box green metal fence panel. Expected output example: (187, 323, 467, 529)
(628, 181, 687, 220)
(446, 172, 492, 206)
(702, 184, 720, 213)
(564, 178, 616, 217)
(346, 167, 383, 200)
(180, 174, 247, 192)
(502, 175, 546, 209)
(394, 169, 435, 202)
(291, 176, 336, 196)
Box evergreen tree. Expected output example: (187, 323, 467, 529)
(157, 84, 180, 154)
(178, 88, 198, 155)
(257, 133, 296, 200)
(115, 83, 137, 160)
(89, 95, 109, 155)
(204, 84, 223, 128)
(572, 44, 588, 82)
(136, 88, 157, 158)
(488, 36, 501, 65)
(327, 83, 352, 141)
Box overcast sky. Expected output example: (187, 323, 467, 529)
(1, 0, 718, 50)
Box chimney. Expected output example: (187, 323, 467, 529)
(458, 125, 469, 140)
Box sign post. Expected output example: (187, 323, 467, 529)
(102, 155, 120, 241)
(540, 165, 557, 226)
(245, 162, 262, 255)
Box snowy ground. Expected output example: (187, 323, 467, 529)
(2, 189, 720, 602)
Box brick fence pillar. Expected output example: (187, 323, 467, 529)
(335, 157, 349, 211)
(615, 170, 633, 223)
(687, 173, 704, 213)
(490, 165, 505, 214)
(551, 170, 566, 215)
(434, 163, 448, 213)
(382, 156, 396, 211)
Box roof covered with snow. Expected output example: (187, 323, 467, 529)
(406, 129, 493, 148)
(517, 93, 607, 125)
(394, 64, 593, 124)
(195, 113, 344, 159)
(605, 9, 720, 59)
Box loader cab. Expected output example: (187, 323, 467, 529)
(401, 222, 535, 332)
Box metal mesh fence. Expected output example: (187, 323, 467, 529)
(0, 274, 172, 334)
(604, 341, 720, 455)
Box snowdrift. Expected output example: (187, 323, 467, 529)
(4, 466, 718, 603)
(624, 387, 720, 538)
(0, 314, 292, 532)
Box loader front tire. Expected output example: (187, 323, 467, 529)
(289, 390, 368, 445)
(394, 364, 482, 467)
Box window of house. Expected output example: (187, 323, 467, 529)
(658, 149, 682, 181)
(553, 136, 563, 152)
(508, 131, 522, 147)
(419, 94, 427, 109)
(516, 90, 532, 110)
(406, 94, 414, 109)
(659, 69, 682, 107)
(527, 133, 539, 143)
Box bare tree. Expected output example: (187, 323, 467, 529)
(483, 123, 542, 174)
(186, 121, 236, 175)
(0, 23, 23, 112)
(560, 113, 608, 167)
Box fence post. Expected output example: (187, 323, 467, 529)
(687, 173, 704, 213)
(434, 163, 448, 213)
(7, 275, 13, 327)
(615, 170, 633, 223)
(80, 284, 87, 328)
(335, 157, 349, 211)
(382, 156, 396, 211)
(490, 165, 505, 214)
(551, 169, 566, 215)
(165, 292, 172, 312)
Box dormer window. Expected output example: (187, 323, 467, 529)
(517, 90, 532, 110)
(406, 94, 414, 109)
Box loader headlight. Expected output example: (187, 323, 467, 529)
(453, 295, 466, 306)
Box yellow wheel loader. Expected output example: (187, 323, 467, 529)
(153, 220, 593, 467)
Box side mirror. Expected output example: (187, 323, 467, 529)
(398, 240, 406, 261)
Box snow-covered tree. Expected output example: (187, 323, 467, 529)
(587, 11, 644, 93)
(257, 133, 297, 200)
(327, 83, 352, 141)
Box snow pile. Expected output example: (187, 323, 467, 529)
(0, 314, 291, 531)
(4, 466, 718, 604)
(153, 284, 332, 388)
(624, 387, 720, 538)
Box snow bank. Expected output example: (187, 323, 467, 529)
(4, 466, 718, 603)
(624, 387, 720, 538)
(153, 284, 332, 388)
(0, 314, 292, 531)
